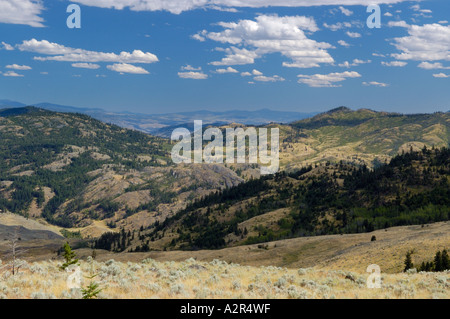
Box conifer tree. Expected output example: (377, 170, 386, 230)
(434, 251, 443, 272)
(60, 242, 79, 270)
(404, 250, 414, 272)
(441, 249, 450, 271)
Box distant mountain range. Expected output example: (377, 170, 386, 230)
(0, 99, 317, 136)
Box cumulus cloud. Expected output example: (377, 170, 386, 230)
(6, 64, 32, 70)
(297, 71, 361, 87)
(338, 40, 351, 47)
(254, 74, 285, 82)
(339, 6, 353, 16)
(181, 65, 202, 71)
(323, 22, 352, 31)
(196, 15, 334, 68)
(3, 71, 24, 77)
(209, 47, 259, 66)
(381, 61, 407, 67)
(391, 24, 450, 61)
(363, 81, 389, 87)
(252, 69, 263, 76)
(18, 39, 159, 64)
(1, 42, 14, 51)
(346, 31, 361, 38)
(338, 59, 371, 67)
(71, 0, 414, 15)
(178, 71, 208, 79)
(388, 20, 409, 28)
(107, 63, 150, 74)
(72, 63, 101, 69)
(241, 71, 252, 76)
(417, 62, 450, 69)
(432, 73, 448, 78)
(215, 67, 239, 73)
(0, 0, 45, 27)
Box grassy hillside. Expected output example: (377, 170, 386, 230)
(137, 147, 449, 251)
(0, 107, 242, 234)
(277, 107, 449, 171)
(1, 255, 449, 299)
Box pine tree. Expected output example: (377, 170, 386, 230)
(441, 249, 450, 271)
(404, 250, 414, 272)
(81, 276, 102, 299)
(434, 251, 443, 272)
(60, 242, 79, 270)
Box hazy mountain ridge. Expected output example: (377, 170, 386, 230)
(0, 100, 316, 135)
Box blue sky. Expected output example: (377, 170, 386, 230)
(0, 0, 449, 114)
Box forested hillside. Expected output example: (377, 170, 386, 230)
(137, 147, 449, 251)
(0, 107, 242, 232)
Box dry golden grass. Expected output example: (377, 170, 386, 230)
(88, 221, 450, 274)
(0, 258, 448, 299)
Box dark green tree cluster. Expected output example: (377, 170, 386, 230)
(418, 249, 450, 272)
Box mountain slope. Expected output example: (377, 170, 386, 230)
(0, 107, 242, 234)
(135, 147, 449, 251)
(277, 108, 449, 171)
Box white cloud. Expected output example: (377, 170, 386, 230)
(40, 71, 48, 75)
(297, 71, 361, 87)
(191, 33, 206, 42)
(338, 59, 371, 67)
(346, 31, 361, 38)
(410, 4, 432, 14)
(178, 71, 208, 79)
(339, 6, 353, 16)
(438, 21, 448, 25)
(215, 67, 238, 74)
(417, 62, 450, 70)
(391, 24, 450, 61)
(70, 0, 415, 15)
(323, 22, 352, 31)
(384, 12, 393, 17)
(241, 71, 252, 76)
(1, 42, 14, 51)
(6, 64, 32, 70)
(381, 61, 407, 67)
(388, 20, 409, 28)
(18, 39, 159, 64)
(363, 81, 389, 87)
(181, 65, 202, 71)
(107, 63, 150, 74)
(432, 73, 449, 78)
(0, 0, 45, 27)
(252, 69, 263, 76)
(197, 15, 334, 68)
(338, 40, 350, 47)
(209, 47, 259, 66)
(3, 71, 24, 77)
(372, 53, 386, 57)
(254, 75, 285, 82)
(72, 63, 101, 69)
(208, 5, 238, 12)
